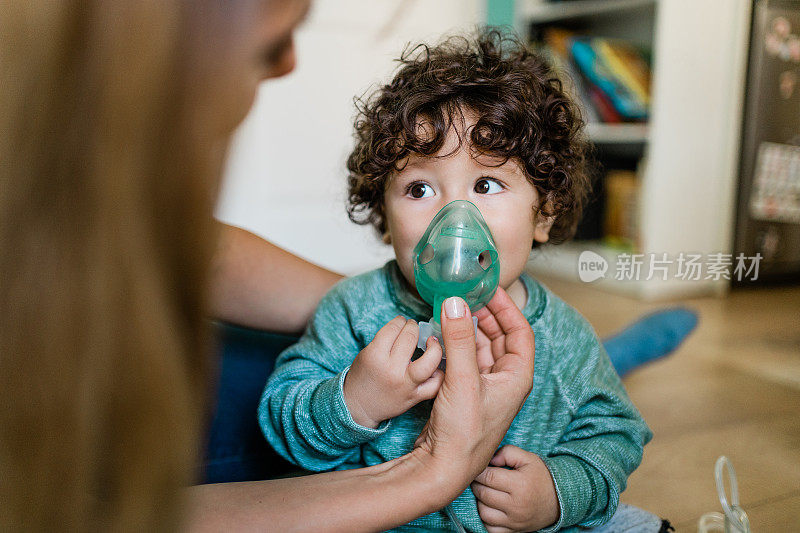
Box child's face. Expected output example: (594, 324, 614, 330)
(384, 121, 553, 295)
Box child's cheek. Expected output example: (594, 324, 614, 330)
(496, 232, 534, 282)
(391, 240, 417, 286)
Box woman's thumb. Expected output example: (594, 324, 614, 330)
(440, 296, 479, 379)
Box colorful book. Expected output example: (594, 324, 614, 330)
(538, 38, 600, 123)
(535, 30, 651, 123)
(603, 169, 640, 250)
(570, 37, 649, 120)
(597, 40, 651, 106)
(588, 85, 622, 123)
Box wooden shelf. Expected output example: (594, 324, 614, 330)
(521, 0, 657, 24)
(512, 0, 751, 300)
(585, 122, 648, 144)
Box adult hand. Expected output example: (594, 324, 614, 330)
(186, 290, 533, 533)
(472, 445, 559, 533)
(412, 288, 535, 489)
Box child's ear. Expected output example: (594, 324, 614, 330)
(381, 231, 392, 244)
(534, 215, 554, 243)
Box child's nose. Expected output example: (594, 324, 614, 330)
(437, 191, 472, 209)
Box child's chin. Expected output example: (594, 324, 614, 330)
(397, 265, 419, 291)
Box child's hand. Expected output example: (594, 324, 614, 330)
(343, 316, 443, 429)
(471, 445, 560, 533)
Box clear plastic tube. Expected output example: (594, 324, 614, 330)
(714, 456, 751, 533)
(698, 456, 751, 533)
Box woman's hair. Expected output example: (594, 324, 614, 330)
(0, 1, 250, 529)
(347, 29, 592, 245)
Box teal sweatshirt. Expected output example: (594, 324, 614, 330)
(258, 261, 652, 532)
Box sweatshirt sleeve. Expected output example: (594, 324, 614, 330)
(257, 283, 390, 471)
(539, 312, 653, 532)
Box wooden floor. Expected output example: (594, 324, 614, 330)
(535, 275, 800, 532)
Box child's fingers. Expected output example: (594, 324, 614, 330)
(489, 444, 530, 469)
(471, 481, 511, 511)
(371, 316, 409, 354)
(476, 500, 511, 529)
(414, 369, 444, 400)
(389, 318, 419, 363)
(407, 336, 442, 383)
(485, 524, 515, 533)
(473, 465, 515, 493)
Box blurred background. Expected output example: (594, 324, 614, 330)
(217, 0, 800, 529)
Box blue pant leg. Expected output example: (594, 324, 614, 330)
(201, 323, 300, 483)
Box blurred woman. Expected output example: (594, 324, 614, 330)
(0, 1, 536, 530)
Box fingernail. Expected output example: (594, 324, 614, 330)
(444, 297, 465, 319)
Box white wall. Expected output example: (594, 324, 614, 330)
(216, 0, 483, 275)
(638, 0, 752, 298)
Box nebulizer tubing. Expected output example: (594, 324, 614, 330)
(412, 200, 500, 531)
(715, 456, 751, 532)
(413, 200, 500, 356)
(698, 456, 751, 533)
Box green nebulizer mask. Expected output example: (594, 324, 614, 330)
(414, 200, 500, 353)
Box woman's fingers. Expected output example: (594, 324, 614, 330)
(480, 289, 534, 378)
(408, 337, 442, 383)
(475, 304, 504, 341)
(484, 288, 534, 357)
(412, 421, 429, 449)
(475, 328, 495, 374)
(490, 335, 507, 364)
(476, 290, 515, 361)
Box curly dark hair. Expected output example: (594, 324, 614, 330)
(346, 29, 593, 246)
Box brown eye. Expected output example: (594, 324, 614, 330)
(408, 183, 433, 198)
(474, 178, 502, 195)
